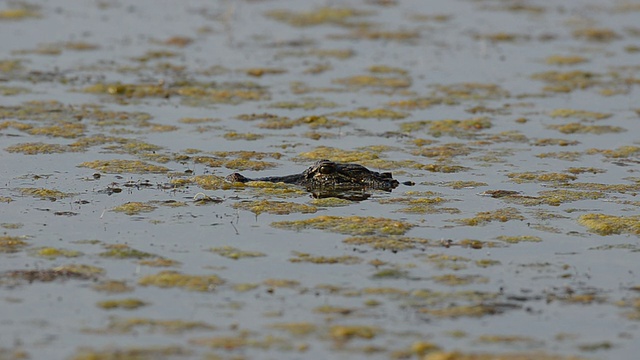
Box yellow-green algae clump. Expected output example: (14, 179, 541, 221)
(454, 207, 525, 226)
(578, 214, 640, 235)
(86, 317, 214, 334)
(232, 200, 317, 215)
(112, 202, 157, 216)
(138, 271, 224, 292)
(343, 236, 430, 251)
(272, 215, 413, 236)
(289, 252, 362, 265)
(210, 246, 266, 260)
(78, 159, 169, 174)
(97, 298, 148, 310)
(265, 7, 371, 27)
(0, 235, 29, 253)
(19, 187, 73, 200)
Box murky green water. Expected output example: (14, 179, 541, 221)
(1, 1, 640, 359)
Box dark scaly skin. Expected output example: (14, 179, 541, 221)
(226, 160, 399, 192)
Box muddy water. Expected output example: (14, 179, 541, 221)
(1, 0, 640, 359)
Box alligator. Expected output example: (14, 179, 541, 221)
(226, 159, 400, 199)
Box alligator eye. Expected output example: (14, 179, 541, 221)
(319, 164, 335, 174)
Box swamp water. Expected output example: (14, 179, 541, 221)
(1, 0, 640, 359)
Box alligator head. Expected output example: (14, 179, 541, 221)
(226, 159, 400, 199)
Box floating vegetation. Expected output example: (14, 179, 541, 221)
(3, 265, 103, 284)
(431, 274, 489, 286)
(5, 142, 75, 155)
(0, 7, 40, 20)
(32, 247, 82, 258)
(400, 118, 492, 138)
(269, 98, 339, 110)
(298, 146, 380, 162)
(549, 109, 611, 120)
(332, 108, 408, 119)
(0, 235, 28, 253)
(531, 70, 600, 92)
(309, 197, 353, 207)
(545, 55, 588, 66)
(587, 145, 640, 158)
(496, 235, 543, 244)
(112, 202, 157, 216)
(26, 122, 85, 138)
(412, 143, 474, 159)
(19, 187, 73, 200)
(96, 298, 148, 310)
(333, 75, 411, 89)
(548, 122, 626, 134)
(419, 254, 471, 271)
(92, 280, 134, 294)
(70, 346, 190, 360)
(419, 303, 517, 319)
(289, 252, 362, 264)
(573, 28, 620, 42)
(454, 207, 525, 226)
(99, 244, 157, 259)
(265, 7, 371, 27)
(343, 235, 430, 251)
(578, 213, 640, 235)
(536, 151, 582, 161)
(474, 32, 529, 43)
(507, 172, 577, 183)
(331, 28, 420, 42)
(138, 271, 224, 292)
(82, 81, 269, 105)
(78, 159, 170, 173)
(210, 246, 266, 260)
(223, 131, 264, 141)
(244, 67, 286, 77)
(85, 317, 215, 334)
(272, 215, 413, 235)
(232, 200, 317, 215)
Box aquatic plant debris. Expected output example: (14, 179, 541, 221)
(271, 215, 413, 236)
(2, 0, 640, 358)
